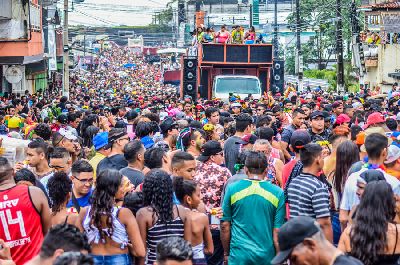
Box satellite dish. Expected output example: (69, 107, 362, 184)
(5, 66, 23, 84)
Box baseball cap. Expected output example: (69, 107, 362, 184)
(59, 128, 77, 141)
(271, 216, 320, 264)
(231, 103, 241, 108)
(58, 114, 68, 124)
(364, 112, 385, 129)
(160, 118, 178, 134)
(197, 140, 223, 162)
(159, 111, 169, 121)
(107, 129, 127, 148)
(309, 111, 324, 120)
(352, 102, 362, 109)
(360, 127, 392, 152)
(93, 132, 108, 151)
(322, 111, 331, 122)
(175, 111, 186, 120)
(385, 145, 400, 164)
(332, 101, 343, 109)
(335, 114, 351, 125)
(290, 129, 311, 149)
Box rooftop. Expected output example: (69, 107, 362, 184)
(362, 0, 400, 10)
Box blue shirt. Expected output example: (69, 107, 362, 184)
(67, 189, 93, 210)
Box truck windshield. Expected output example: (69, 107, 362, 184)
(215, 77, 260, 94)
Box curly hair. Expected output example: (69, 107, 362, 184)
(47, 171, 72, 213)
(34, 123, 52, 141)
(350, 181, 396, 265)
(142, 169, 173, 223)
(89, 170, 122, 241)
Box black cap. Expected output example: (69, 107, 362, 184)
(57, 114, 68, 124)
(197, 140, 223, 162)
(290, 129, 311, 149)
(106, 129, 127, 148)
(309, 111, 324, 120)
(322, 111, 331, 122)
(160, 118, 177, 134)
(271, 216, 320, 264)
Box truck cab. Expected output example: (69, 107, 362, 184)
(213, 75, 262, 100)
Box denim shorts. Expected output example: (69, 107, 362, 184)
(91, 254, 131, 265)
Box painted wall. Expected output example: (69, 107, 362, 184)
(0, 0, 43, 57)
(364, 44, 400, 92)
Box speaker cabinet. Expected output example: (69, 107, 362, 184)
(182, 57, 198, 100)
(271, 60, 284, 94)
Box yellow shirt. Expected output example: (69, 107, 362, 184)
(89, 152, 106, 180)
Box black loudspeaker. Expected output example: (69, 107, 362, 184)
(183, 57, 198, 100)
(259, 70, 268, 94)
(202, 45, 224, 62)
(199, 68, 209, 99)
(250, 46, 273, 63)
(226, 46, 248, 63)
(271, 60, 284, 94)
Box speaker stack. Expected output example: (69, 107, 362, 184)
(271, 60, 285, 95)
(182, 57, 198, 100)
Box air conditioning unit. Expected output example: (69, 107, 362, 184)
(0, 0, 12, 20)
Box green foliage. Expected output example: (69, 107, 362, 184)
(304, 69, 337, 90)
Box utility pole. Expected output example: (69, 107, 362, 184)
(273, 0, 278, 58)
(336, 0, 345, 93)
(250, 4, 253, 27)
(63, 0, 69, 98)
(350, 0, 364, 86)
(83, 32, 86, 58)
(295, 0, 303, 91)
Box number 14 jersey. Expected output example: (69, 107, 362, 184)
(0, 185, 43, 265)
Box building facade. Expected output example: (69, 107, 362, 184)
(0, 0, 48, 95)
(361, 0, 400, 92)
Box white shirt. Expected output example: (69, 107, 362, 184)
(340, 167, 400, 211)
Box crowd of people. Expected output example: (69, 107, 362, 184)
(192, 24, 262, 46)
(2, 42, 400, 265)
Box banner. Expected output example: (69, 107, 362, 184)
(48, 26, 57, 71)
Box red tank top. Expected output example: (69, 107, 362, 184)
(0, 185, 43, 265)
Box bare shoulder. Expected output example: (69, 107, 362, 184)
(191, 211, 208, 224)
(28, 185, 46, 198)
(136, 207, 153, 221)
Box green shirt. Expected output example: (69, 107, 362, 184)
(221, 179, 286, 265)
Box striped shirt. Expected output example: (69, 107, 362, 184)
(287, 172, 330, 219)
(145, 217, 184, 265)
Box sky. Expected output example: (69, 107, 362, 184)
(67, 0, 171, 26)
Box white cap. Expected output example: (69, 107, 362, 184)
(59, 128, 77, 141)
(385, 145, 400, 164)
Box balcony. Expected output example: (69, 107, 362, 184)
(365, 58, 378, 67)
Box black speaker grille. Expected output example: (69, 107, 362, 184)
(250, 46, 273, 63)
(199, 69, 209, 99)
(226, 46, 248, 63)
(202, 45, 224, 62)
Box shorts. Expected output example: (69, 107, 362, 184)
(91, 253, 131, 265)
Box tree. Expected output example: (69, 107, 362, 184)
(286, 0, 362, 69)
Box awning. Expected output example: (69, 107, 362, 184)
(389, 73, 400, 79)
(157, 48, 186, 54)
